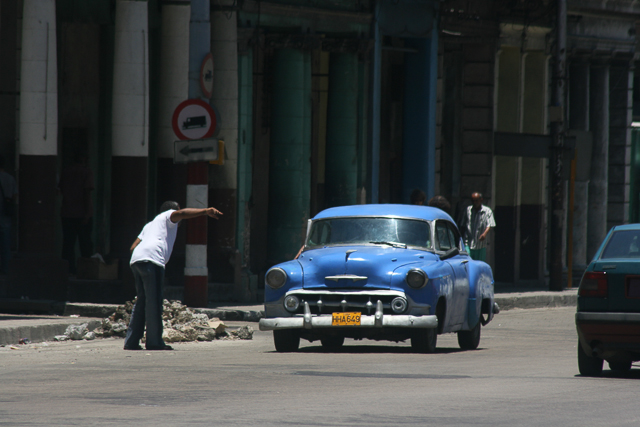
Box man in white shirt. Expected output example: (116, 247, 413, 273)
(124, 201, 222, 350)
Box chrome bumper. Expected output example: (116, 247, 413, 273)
(576, 312, 640, 323)
(259, 300, 437, 331)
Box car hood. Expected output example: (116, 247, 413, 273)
(298, 245, 437, 290)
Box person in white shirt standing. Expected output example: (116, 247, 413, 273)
(124, 201, 222, 351)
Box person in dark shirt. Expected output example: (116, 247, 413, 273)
(58, 150, 94, 274)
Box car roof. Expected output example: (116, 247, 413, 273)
(312, 204, 455, 223)
(611, 223, 640, 231)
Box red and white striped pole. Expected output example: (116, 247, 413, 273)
(184, 162, 208, 307)
(184, 0, 210, 307)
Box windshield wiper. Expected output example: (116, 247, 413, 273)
(369, 241, 407, 249)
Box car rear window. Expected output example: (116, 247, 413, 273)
(306, 217, 432, 249)
(600, 230, 640, 259)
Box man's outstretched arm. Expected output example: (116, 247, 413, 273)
(170, 207, 223, 223)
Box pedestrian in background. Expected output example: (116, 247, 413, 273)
(410, 188, 426, 205)
(58, 149, 94, 275)
(427, 195, 451, 215)
(0, 155, 17, 274)
(460, 192, 495, 261)
(124, 201, 222, 351)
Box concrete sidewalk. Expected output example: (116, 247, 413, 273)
(0, 288, 578, 346)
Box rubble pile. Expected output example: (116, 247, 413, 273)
(54, 324, 96, 341)
(86, 299, 254, 343)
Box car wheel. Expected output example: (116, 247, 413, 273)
(320, 336, 345, 350)
(608, 360, 632, 372)
(457, 318, 481, 350)
(273, 329, 300, 352)
(411, 328, 437, 353)
(577, 341, 603, 376)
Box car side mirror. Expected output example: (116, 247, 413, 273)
(440, 247, 459, 261)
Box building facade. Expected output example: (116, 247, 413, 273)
(0, 0, 637, 304)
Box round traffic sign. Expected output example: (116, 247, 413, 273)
(200, 53, 214, 99)
(172, 99, 216, 141)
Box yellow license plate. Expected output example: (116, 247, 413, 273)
(332, 312, 361, 326)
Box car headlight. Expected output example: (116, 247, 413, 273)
(406, 269, 427, 289)
(284, 295, 300, 312)
(266, 268, 287, 289)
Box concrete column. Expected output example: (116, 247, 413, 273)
(209, 2, 239, 293)
(111, 0, 149, 255)
(569, 61, 590, 269)
(326, 52, 358, 207)
(607, 62, 633, 230)
(209, 2, 238, 223)
(157, 0, 189, 194)
(268, 49, 308, 263)
(157, 1, 190, 287)
(18, 0, 58, 252)
(587, 63, 609, 260)
(158, 2, 190, 160)
(521, 52, 549, 282)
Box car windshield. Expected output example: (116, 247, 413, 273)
(600, 230, 640, 259)
(306, 217, 432, 249)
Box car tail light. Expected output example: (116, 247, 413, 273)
(578, 271, 608, 297)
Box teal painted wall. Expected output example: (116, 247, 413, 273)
(237, 50, 254, 261)
(325, 52, 359, 207)
(268, 49, 311, 263)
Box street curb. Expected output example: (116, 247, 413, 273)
(0, 292, 578, 347)
(193, 307, 264, 322)
(494, 291, 577, 311)
(63, 303, 121, 319)
(0, 319, 102, 347)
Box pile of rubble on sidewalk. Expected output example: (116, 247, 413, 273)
(55, 299, 253, 342)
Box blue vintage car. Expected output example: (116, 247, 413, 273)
(576, 224, 640, 376)
(259, 204, 499, 352)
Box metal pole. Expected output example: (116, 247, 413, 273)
(184, 0, 210, 307)
(549, 0, 566, 291)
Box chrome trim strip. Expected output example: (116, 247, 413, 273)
(576, 312, 640, 323)
(325, 274, 368, 282)
(287, 289, 405, 297)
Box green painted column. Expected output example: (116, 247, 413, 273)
(237, 50, 253, 263)
(303, 52, 312, 214)
(631, 129, 640, 223)
(326, 52, 358, 207)
(268, 49, 309, 263)
(357, 59, 369, 202)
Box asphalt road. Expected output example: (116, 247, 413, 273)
(1, 307, 638, 426)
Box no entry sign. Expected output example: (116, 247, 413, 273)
(172, 99, 216, 141)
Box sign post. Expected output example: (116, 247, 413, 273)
(172, 98, 217, 308)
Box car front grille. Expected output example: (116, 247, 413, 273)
(286, 290, 407, 315)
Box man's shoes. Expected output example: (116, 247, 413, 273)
(146, 345, 173, 351)
(124, 344, 143, 350)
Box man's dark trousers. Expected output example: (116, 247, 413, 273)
(124, 261, 165, 348)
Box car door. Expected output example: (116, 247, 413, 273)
(435, 220, 470, 327)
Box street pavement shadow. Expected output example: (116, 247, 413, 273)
(575, 368, 640, 380)
(294, 345, 477, 354)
